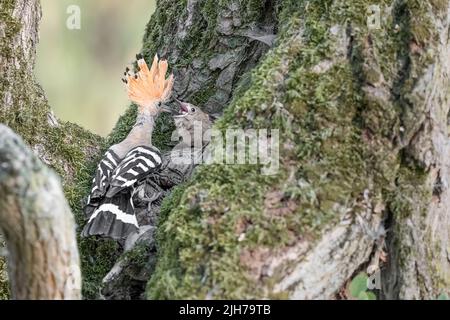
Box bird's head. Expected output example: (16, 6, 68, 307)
(123, 54, 174, 116)
(174, 99, 211, 129)
(173, 99, 212, 139)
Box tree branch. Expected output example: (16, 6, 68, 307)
(0, 125, 81, 299)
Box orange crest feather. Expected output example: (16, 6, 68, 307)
(125, 55, 174, 112)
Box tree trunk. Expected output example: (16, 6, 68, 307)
(0, 125, 81, 299)
(144, 0, 450, 299)
(0, 0, 102, 299)
(1, 0, 450, 300)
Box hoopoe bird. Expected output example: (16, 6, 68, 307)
(82, 54, 174, 240)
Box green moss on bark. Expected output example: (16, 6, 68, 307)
(144, 0, 446, 299)
(0, 65, 112, 299)
(0, 0, 116, 299)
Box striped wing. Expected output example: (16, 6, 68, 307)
(86, 149, 120, 206)
(105, 146, 162, 198)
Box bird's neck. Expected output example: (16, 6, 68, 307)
(126, 112, 156, 146)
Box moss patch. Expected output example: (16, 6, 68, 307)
(0, 249, 9, 300)
(145, 0, 443, 299)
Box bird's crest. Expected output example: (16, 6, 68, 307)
(123, 54, 174, 113)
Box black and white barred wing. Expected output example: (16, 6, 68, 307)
(86, 149, 120, 207)
(82, 146, 162, 240)
(105, 146, 162, 198)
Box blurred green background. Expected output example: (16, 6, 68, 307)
(36, 0, 156, 136)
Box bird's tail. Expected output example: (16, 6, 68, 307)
(81, 191, 139, 240)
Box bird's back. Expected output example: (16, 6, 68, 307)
(82, 144, 162, 240)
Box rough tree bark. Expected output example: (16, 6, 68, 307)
(144, 0, 450, 299)
(0, 125, 81, 299)
(1, 0, 449, 300)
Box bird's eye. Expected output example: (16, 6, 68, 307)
(158, 102, 162, 107)
(191, 107, 196, 112)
